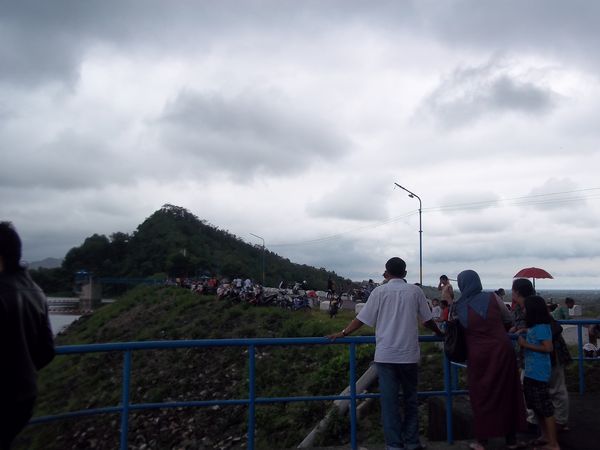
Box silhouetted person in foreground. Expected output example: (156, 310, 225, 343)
(0, 222, 55, 449)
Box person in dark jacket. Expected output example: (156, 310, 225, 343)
(0, 222, 55, 449)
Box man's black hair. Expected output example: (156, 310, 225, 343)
(0, 221, 23, 273)
(512, 278, 535, 298)
(565, 297, 575, 305)
(524, 295, 552, 328)
(385, 257, 406, 278)
(440, 274, 448, 281)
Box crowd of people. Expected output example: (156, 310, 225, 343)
(329, 259, 599, 450)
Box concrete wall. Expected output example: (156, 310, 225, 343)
(79, 282, 102, 311)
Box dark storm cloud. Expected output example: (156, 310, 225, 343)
(0, 2, 106, 86)
(426, 229, 600, 265)
(0, 130, 130, 190)
(156, 90, 347, 178)
(420, 1, 600, 66)
(274, 235, 384, 281)
(419, 60, 558, 128)
(0, 1, 415, 88)
(4, 1, 600, 89)
(0, 102, 15, 122)
(307, 181, 390, 221)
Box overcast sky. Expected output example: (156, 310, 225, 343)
(2, 1, 600, 289)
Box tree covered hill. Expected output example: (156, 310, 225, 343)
(31, 204, 350, 294)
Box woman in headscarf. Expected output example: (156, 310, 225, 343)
(454, 270, 527, 450)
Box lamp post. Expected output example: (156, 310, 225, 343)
(250, 233, 265, 286)
(394, 183, 423, 286)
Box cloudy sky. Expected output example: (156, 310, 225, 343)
(2, 1, 600, 289)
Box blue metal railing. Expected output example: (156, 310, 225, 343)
(29, 319, 600, 450)
(568, 319, 600, 394)
(449, 319, 600, 395)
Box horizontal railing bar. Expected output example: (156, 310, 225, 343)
(29, 386, 474, 426)
(130, 399, 250, 410)
(54, 320, 600, 354)
(54, 335, 452, 355)
(54, 336, 380, 354)
(29, 406, 123, 424)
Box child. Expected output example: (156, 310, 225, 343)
(518, 295, 560, 450)
(439, 299, 449, 332)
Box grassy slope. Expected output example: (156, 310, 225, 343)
(17, 286, 390, 449)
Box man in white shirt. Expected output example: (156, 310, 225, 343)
(329, 257, 442, 450)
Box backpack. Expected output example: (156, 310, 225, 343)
(444, 304, 467, 363)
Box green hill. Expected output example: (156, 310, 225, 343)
(31, 204, 351, 295)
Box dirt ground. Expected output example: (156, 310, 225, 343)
(309, 393, 599, 450)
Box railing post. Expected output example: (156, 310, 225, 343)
(577, 324, 585, 395)
(248, 344, 256, 450)
(120, 350, 132, 450)
(451, 363, 459, 392)
(349, 343, 358, 450)
(443, 354, 454, 444)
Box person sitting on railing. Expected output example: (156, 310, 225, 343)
(328, 257, 442, 450)
(0, 222, 55, 450)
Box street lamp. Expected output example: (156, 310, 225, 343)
(394, 183, 423, 286)
(250, 233, 265, 286)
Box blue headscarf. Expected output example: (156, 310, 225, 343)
(455, 270, 491, 328)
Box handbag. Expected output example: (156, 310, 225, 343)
(444, 305, 467, 363)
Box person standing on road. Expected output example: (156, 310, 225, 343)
(512, 279, 572, 434)
(328, 257, 442, 450)
(454, 270, 526, 450)
(518, 295, 561, 450)
(0, 222, 55, 450)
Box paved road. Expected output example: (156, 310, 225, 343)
(561, 324, 592, 345)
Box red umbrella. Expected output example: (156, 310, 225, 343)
(513, 267, 553, 289)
